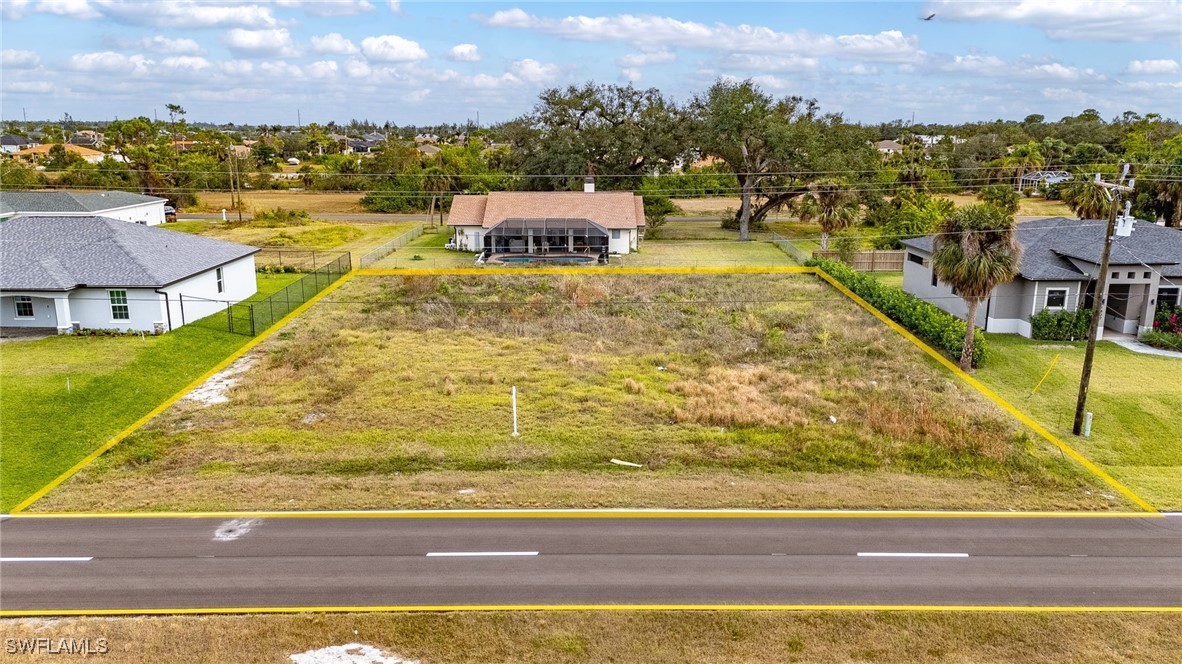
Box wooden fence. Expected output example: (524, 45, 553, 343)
(811, 250, 904, 272)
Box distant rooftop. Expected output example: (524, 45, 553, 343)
(0, 190, 166, 215)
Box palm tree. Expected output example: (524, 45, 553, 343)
(795, 179, 859, 250)
(1061, 177, 1110, 219)
(931, 204, 1023, 371)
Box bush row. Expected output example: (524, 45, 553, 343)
(1141, 330, 1182, 352)
(1030, 308, 1093, 341)
(806, 257, 987, 367)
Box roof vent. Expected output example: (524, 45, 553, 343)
(583, 176, 594, 193)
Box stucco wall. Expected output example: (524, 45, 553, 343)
(67, 287, 165, 332)
(0, 294, 59, 327)
(159, 255, 257, 329)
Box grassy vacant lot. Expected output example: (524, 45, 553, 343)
(33, 273, 1121, 512)
(191, 191, 366, 214)
(0, 275, 304, 511)
(370, 227, 475, 269)
(168, 218, 419, 256)
(975, 336, 1182, 510)
(4, 611, 1178, 663)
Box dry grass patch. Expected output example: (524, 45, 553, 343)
(3, 612, 1179, 664)
(35, 273, 1119, 512)
(191, 191, 368, 214)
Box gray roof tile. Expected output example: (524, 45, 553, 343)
(0, 190, 166, 214)
(901, 217, 1182, 281)
(0, 216, 258, 291)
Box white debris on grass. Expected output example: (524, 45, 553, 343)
(828, 415, 838, 424)
(610, 458, 643, 468)
(302, 411, 327, 425)
(183, 355, 257, 406)
(290, 644, 417, 664)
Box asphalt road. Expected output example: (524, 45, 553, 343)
(1, 514, 1179, 612)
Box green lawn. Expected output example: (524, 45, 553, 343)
(868, 271, 904, 289)
(618, 240, 796, 267)
(369, 228, 476, 268)
(0, 274, 291, 511)
(974, 335, 1182, 509)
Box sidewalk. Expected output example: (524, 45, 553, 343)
(1104, 331, 1182, 359)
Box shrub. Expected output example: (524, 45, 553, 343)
(250, 207, 311, 228)
(806, 257, 987, 366)
(1153, 305, 1182, 334)
(1029, 308, 1093, 341)
(977, 185, 1021, 215)
(1141, 330, 1182, 351)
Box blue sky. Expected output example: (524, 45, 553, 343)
(2, 1, 1179, 127)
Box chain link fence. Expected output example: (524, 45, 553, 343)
(770, 231, 810, 264)
(359, 225, 425, 268)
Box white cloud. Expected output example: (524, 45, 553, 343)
(276, 0, 373, 16)
(842, 64, 879, 76)
(35, 0, 98, 19)
(930, 54, 1098, 82)
(137, 35, 202, 55)
(159, 56, 210, 72)
(2, 49, 41, 68)
(406, 88, 431, 102)
(69, 51, 151, 76)
(616, 49, 676, 67)
(259, 61, 304, 79)
(360, 35, 428, 62)
(620, 67, 642, 83)
(478, 10, 923, 63)
(387, 0, 400, 12)
(717, 53, 821, 73)
(1127, 59, 1180, 75)
(447, 43, 481, 62)
(507, 58, 559, 83)
(924, 0, 1181, 43)
(311, 33, 358, 55)
(87, 0, 282, 28)
(306, 60, 339, 79)
(1, 0, 31, 20)
(220, 60, 254, 75)
(344, 58, 371, 78)
(4, 81, 54, 94)
(224, 28, 299, 57)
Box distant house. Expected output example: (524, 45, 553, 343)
(0, 191, 169, 226)
(417, 144, 441, 156)
(67, 130, 104, 148)
(447, 182, 646, 256)
(347, 139, 377, 154)
(1, 134, 38, 154)
(414, 133, 439, 144)
(0, 216, 258, 334)
(875, 140, 904, 155)
(14, 143, 104, 165)
(361, 132, 387, 143)
(902, 217, 1182, 338)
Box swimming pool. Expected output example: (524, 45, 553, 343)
(491, 255, 600, 265)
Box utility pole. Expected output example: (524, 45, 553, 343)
(1073, 167, 1135, 436)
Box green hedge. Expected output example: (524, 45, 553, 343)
(1029, 308, 1093, 341)
(807, 257, 987, 367)
(1141, 330, 1182, 352)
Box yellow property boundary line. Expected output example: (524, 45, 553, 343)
(10, 264, 1155, 514)
(2, 605, 1179, 618)
(3, 509, 1164, 519)
(8, 273, 357, 514)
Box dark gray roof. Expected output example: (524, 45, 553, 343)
(0, 216, 258, 291)
(901, 217, 1182, 281)
(0, 190, 166, 214)
(1, 134, 27, 146)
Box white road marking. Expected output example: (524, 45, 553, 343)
(214, 518, 261, 542)
(857, 552, 969, 558)
(426, 551, 539, 557)
(0, 557, 93, 563)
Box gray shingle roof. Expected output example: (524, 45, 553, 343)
(0, 216, 258, 291)
(0, 190, 166, 214)
(901, 217, 1182, 281)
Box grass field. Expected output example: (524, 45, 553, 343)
(31, 272, 1123, 512)
(168, 218, 420, 257)
(678, 194, 1074, 220)
(190, 191, 367, 214)
(4, 611, 1178, 663)
(974, 336, 1182, 510)
(0, 274, 307, 511)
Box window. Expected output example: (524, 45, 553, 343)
(1143, 272, 1151, 279)
(611, 229, 621, 240)
(1112, 272, 1119, 279)
(931, 272, 938, 288)
(14, 296, 33, 318)
(1127, 272, 1135, 279)
(1046, 289, 1068, 308)
(216, 267, 224, 294)
(109, 290, 129, 320)
(1160, 288, 1181, 306)
(907, 253, 924, 265)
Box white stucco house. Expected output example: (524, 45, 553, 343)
(0, 191, 169, 226)
(901, 217, 1182, 338)
(447, 183, 645, 258)
(0, 216, 259, 334)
